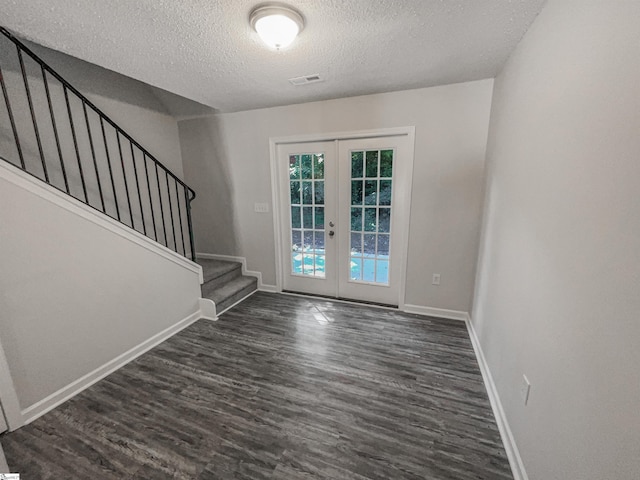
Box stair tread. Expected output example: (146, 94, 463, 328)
(197, 258, 242, 283)
(201, 275, 257, 303)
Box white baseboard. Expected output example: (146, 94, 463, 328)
(466, 316, 529, 480)
(258, 284, 278, 293)
(199, 298, 217, 320)
(403, 304, 468, 321)
(20, 309, 203, 426)
(196, 252, 272, 291)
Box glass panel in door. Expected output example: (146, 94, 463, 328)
(349, 149, 393, 284)
(289, 153, 326, 277)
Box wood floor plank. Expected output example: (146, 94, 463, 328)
(1, 292, 512, 479)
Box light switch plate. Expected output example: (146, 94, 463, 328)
(254, 202, 269, 213)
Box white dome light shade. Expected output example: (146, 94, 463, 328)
(250, 5, 304, 49)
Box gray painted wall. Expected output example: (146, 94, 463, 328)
(0, 164, 201, 411)
(472, 1, 640, 478)
(179, 79, 493, 312)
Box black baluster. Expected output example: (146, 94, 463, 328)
(115, 131, 134, 227)
(0, 65, 25, 169)
(185, 189, 196, 261)
(142, 153, 158, 241)
(165, 171, 177, 253)
(100, 118, 120, 221)
(41, 67, 69, 193)
(129, 143, 146, 236)
(63, 86, 88, 202)
(82, 102, 105, 212)
(155, 163, 168, 246)
(17, 47, 48, 182)
(175, 180, 186, 256)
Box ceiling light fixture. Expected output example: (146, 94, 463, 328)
(250, 4, 304, 50)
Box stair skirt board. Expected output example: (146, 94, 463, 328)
(20, 308, 203, 427)
(199, 298, 217, 321)
(196, 253, 277, 292)
(0, 161, 202, 283)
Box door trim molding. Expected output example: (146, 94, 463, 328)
(269, 127, 416, 309)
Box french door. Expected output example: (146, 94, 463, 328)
(277, 134, 412, 306)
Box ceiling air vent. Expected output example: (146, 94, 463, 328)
(289, 74, 323, 86)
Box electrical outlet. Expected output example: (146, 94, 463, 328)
(432, 274, 441, 285)
(254, 202, 269, 213)
(520, 374, 531, 405)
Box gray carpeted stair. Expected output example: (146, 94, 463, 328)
(198, 258, 258, 314)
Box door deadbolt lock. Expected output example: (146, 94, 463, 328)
(329, 221, 335, 227)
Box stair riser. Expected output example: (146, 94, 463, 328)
(201, 266, 242, 293)
(216, 280, 258, 313)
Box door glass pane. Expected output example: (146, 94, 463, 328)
(292, 252, 303, 274)
(380, 150, 393, 177)
(314, 181, 324, 204)
(290, 181, 301, 205)
(291, 206, 301, 229)
(379, 208, 391, 233)
(303, 207, 313, 229)
(351, 151, 363, 178)
(364, 208, 377, 232)
(314, 154, 324, 179)
(302, 181, 313, 205)
(377, 234, 390, 257)
(364, 180, 377, 205)
(351, 180, 363, 205)
(289, 155, 300, 179)
(304, 230, 313, 249)
(350, 233, 362, 256)
(363, 234, 376, 256)
(376, 260, 389, 284)
(314, 207, 324, 229)
(288, 151, 326, 278)
(379, 180, 392, 206)
(363, 259, 375, 282)
(351, 207, 363, 231)
(314, 231, 325, 252)
(292, 230, 302, 249)
(349, 148, 394, 285)
(303, 253, 314, 274)
(350, 258, 362, 281)
(365, 151, 379, 177)
(301, 154, 313, 179)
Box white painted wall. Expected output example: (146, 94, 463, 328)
(0, 162, 201, 411)
(179, 79, 493, 312)
(472, 1, 640, 479)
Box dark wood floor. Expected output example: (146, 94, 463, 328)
(1, 292, 512, 479)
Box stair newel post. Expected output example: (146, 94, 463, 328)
(185, 188, 197, 261)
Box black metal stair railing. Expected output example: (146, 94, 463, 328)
(0, 26, 197, 261)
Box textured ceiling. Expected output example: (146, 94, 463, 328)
(1, 0, 545, 113)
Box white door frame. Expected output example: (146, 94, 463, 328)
(269, 127, 416, 309)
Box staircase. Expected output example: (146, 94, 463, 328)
(198, 258, 258, 314)
(0, 27, 196, 260)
